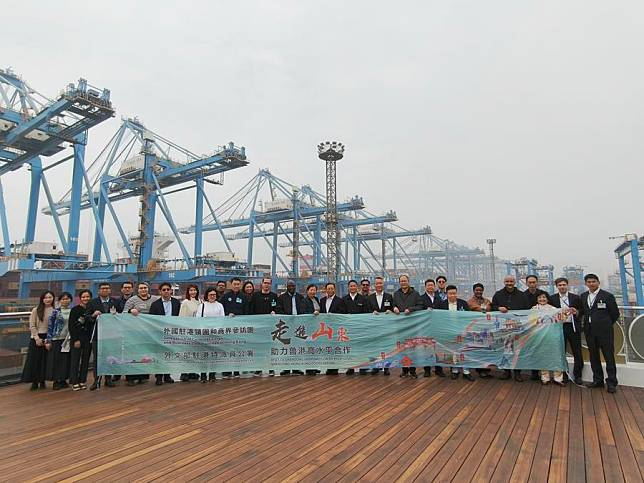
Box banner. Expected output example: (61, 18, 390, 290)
(96, 308, 567, 375)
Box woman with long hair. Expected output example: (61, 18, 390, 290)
(45, 292, 73, 390)
(21, 290, 56, 390)
(68, 290, 93, 391)
(180, 284, 201, 382)
(195, 287, 225, 383)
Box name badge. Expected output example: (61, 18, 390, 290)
(597, 302, 607, 309)
(271, 301, 277, 307)
(236, 297, 242, 304)
(384, 301, 391, 307)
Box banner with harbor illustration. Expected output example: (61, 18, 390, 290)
(96, 309, 568, 375)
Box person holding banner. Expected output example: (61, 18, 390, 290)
(533, 293, 565, 386)
(123, 282, 158, 386)
(301, 284, 321, 376)
(149, 282, 180, 385)
(87, 283, 118, 390)
(492, 276, 530, 381)
(277, 280, 304, 376)
(360, 279, 371, 298)
(420, 278, 445, 378)
(393, 274, 424, 379)
(344, 280, 369, 375)
(549, 277, 584, 385)
(196, 287, 225, 382)
(579, 274, 620, 393)
(320, 282, 347, 375)
(179, 284, 201, 382)
(435, 276, 448, 302)
(466, 283, 493, 379)
(435, 285, 474, 381)
(367, 277, 393, 375)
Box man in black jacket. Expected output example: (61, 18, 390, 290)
(276, 280, 305, 376)
(367, 277, 394, 375)
(579, 273, 620, 392)
(87, 282, 119, 389)
(249, 278, 279, 315)
(320, 282, 347, 375)
(419, 278, 445, 378)
(491, 275, 530, 382)
(393, 274, 424, 378)
(149, 282, 180, 385)
(435, 285, 474, 381)
(220, 277, 248, 378)
(343, 279, 368, 375)
(113, 281, 134, 314)
(549, 277, 584, 385)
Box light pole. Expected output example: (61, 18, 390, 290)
(318, 141, 344, 282)
(487, 238, 497, 289)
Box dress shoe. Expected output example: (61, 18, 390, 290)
(371, 368, 380, 375)
(127, 380, 136, 387)
(383, 368, 390, 376)
(463, 374, 475, 381)
(499, 371, 511, 380)
(163, 376, 174, 384)
(180, 374, 189, 382)
(292, 370, 304, 375)
(574, 377, 583, 385)
(514, 374, 524, 382)
(423, 369, 432, 378)
(105, 378, 115, 387)
(436, 370, 446, 378)
(346, 369, 355, 375)
(410, 372, 418, 379)
(530, 370, 540, 381)
(155, 376, 163, 386)
(479, 372, 493, 379)
(607, 386, 617, 394)
(53, 381, 60, 390)
(39, 381, 46, 389)
(587, 382, 604, 389)
(30, 383, 38, 391)
(451, 372, 459, 380)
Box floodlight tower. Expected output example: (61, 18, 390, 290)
(318, 141, 344, 282)
(487, 238, 497, 289)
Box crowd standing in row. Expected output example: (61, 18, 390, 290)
(20, 272, 620, 394)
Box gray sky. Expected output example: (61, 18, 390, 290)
(2, 1, 643, 281)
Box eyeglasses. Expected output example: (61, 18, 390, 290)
(207, 293, 217, 297)
(361, 283, 370, 286)
(160, 288, 171, 292)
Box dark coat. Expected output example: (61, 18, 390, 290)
(392, 288, 424, 312)
(221, 290, 248, 316)
(343, 293, 369, 314)
(579, 289, 620, 334)
(319, 295, 347, 314)
(249, 291, 280, 314)
(149, 297, 181, 316)
(277, 291, 305, 315)
(434, 298, 470, 311)
(524, 288, 549, 308)
(300, 296, 321, 314)
(419, 292, 437, 310)
(491, 288, 530, 311)
(549, 291, 583, 331)
(68, 304, 92, 343)
(366, 292, 394, 312)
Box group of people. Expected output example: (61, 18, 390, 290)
(20, 271, 621, 394)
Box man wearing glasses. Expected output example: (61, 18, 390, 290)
(360, 279, 371, 298)
(150, 282, 180, 385)
(435, 276, 448, 302)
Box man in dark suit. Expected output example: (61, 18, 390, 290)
(277, 280, 305, 376)
(320, 282, 347, 375)
(343, 279, 369, 375)
(149, 282, 180, 385)
(419, 278, 445, 378)
(393, 274, 424, 378)
(491, 275, 530, 382)
(579, 273, 620, 393)
(549, 277, 584, 385)
(87, 282, 119, 389)
(367, 276, 394, 375)
(434, 285, 473, 380)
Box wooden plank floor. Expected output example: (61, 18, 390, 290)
(0, 372, 643, 482)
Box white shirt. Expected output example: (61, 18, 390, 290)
(558, 292, 573, 323)
(376, 292, 384, 309)
(588, 289, 600, 307)
(195, 301, 225, 318)
(349, 293, 357, 300)
(448, 302, 458, 311)
(290, 293, 298, 315)
(326, 295, 335, 313)
(425, 292, 435, 304)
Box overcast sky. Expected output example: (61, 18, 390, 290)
(2, 1, 642, 281)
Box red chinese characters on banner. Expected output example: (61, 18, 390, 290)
(311, 322, 333, 341)
(336, 327, 349, 342)
(400, 355, 413, 367)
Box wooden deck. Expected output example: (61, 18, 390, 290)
(0, 372, 643, 482)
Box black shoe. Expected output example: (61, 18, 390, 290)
(164, 376, 174, 384)
(346, 369, 355, 375)
(514, 374, 524, 382)
(436, 370, 446, 378)
(180, 374, 189, 382)
(400, 372, 408, 378)
(499, 372, 511, 380)
(464, 374, 475, 381)
(383, 368, 390, 376)
(60, 381, 69, 389)
(371, 368, 380, 375)
(30, 382, 38, 391)
(423, 370, 432, 378)
(200, 377, 207, 384)
(127, 380, 136, 387)
(451, 373, 459, 380)
(530, 371, 540, 381)
(52, 381, 60, 390)
(574, 377, 583, 385)
(155, 377, 163, 386)
(607, 386, 617, 393)
(586, 382, 604, 389)
(39, 381, 46, 390)
(410, 372, 418, 379)
(89, 381, 99, 391)
(292, 370, 304, 375)
(280, 370, 290, 376)
(479, 372, 493, 379)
